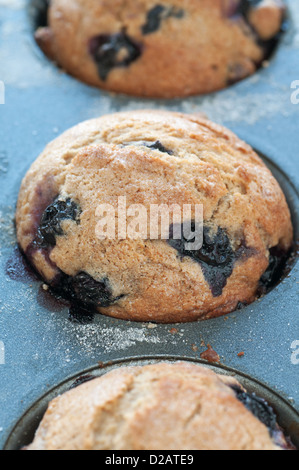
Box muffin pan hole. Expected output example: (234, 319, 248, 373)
(15, 149, 298, 323)
(4, 357, 299, 450)
(28, 0, 289, 97)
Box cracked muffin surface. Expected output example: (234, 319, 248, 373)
(35, 0, 286, 98)
(16, 110, 293, 323)
(26, 362, 295, 450)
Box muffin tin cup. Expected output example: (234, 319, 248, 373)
(0, 0, 298, 450)
(4, 356, 299, 450)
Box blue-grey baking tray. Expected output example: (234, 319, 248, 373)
(0, 0, 298, 450)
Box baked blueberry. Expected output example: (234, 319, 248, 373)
(168, 224, 235, 297)
(124, 140, 174, 155)
(142, 4, 184, 35)
(231, 385, 277, 437)
(68, 304, 95, 324)
(142, 5, 165, 35)
(69, 375, 95, 390)
(54, 271, 124, 310)
(37, 197, 81, 247)
(239, 0, 264, 19)
(89, 32, 142, 81)
(144, 140, 173, 155)
(258, 245, 289, 294)
(225, 0, 263, 19)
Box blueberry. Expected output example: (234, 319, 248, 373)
(66, 272, 115, 307)
(168, 222, 287, 299)
(236, 301, 249, 310)
(37, 197, 81, 247)
(53, 271, 124, 310)
(231, 385, 277, 437)
(142, 5, 165, 35)
(89, 32, 142, 81)
(258, 246, 289, 295)
(225, 0, 263, 19)
(68, 304, 95, 324)
(240, 0, 264, 17)
(142, 4, 184, 35)
(69, 375, 96, 390)
(145, 140, 174, 155)
(124, 140, 174, 155)
(167, 224, 235, 297)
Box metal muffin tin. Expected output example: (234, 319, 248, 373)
(0, 0, 298, 450)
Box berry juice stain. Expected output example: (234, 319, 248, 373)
(36, 284, 69, 313)
(6, 247, 95, 324)
(6, 247, 39, 283)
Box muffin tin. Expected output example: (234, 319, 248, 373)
(0, 0, 298, 450)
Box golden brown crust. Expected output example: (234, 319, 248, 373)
(16, 110, 293, 323)
(248, 0, 286, 41)
(34, 0, 285, 98)
(26, 362, 285, 450)
(35, 27, 57, 61)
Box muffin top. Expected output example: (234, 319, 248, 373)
(35, 0, 286, 98)
(16, 110, 293, 323)
(26, 361, 294, 450)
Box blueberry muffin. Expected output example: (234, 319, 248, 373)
(35, 0, 286, 98)
(25, 362, 295, 450)
(16, 110, 293, 323)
